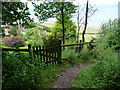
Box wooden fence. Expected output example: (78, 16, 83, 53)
(2, 40, 95, 66)
(28, 40, 61, 66)
(2, 40, 62, 66)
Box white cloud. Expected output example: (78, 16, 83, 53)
(73, 0, 119, 5)
(90, 0, 119, 4)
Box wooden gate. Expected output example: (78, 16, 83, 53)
(28, 40, 62, 66)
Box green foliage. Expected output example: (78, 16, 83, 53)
(71, 18, 120, 89)
(23, 22, 37, 28)
(71, 49, 119, 88)
(51, 16, 77, 41)
(1, 28, 5, 38)
(38, 24, 51, 32)
(78, 46, 93, 63)
(42, 34, 59, 46)
(2, 2, 33, 27)
(9, 25, 18, 36)
(62, 48, 79, 64)
(18, 32, 27, 41)
(2, 52, 43, 89)
(25, 27, 48, 46)
(99, 19, 120, 49)
(32, 2, 77, 22)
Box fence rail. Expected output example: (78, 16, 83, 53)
(61, 41, 95, 47)
(2, 48, 29, 52)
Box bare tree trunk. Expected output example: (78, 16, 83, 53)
(77, 2, 80, 43)
(82, 0, 88, 49)
(61, 1, 65, 49)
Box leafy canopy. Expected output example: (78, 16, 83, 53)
(32, 2, 77, 22)
(2, 2, 33, 27)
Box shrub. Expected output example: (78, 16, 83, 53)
(2, 52, 43, 89)
(18, 32, 27, 41)
(99, 19, 120, 49)
(42, 34, 59, 46)
(26, 27, 48, 46)
(51, 15, 77, 41)
(62, 48, 78, 64)
(71, 19, 120, 89)
(71, 48, 119, 88)
(3, 37, 25, 48)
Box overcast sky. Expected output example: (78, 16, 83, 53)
(21, 0, 119, 29)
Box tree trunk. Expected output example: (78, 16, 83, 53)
(82, 0, 88, 48)
(61, 2, 65, 49)
(77, 2, 80, 43)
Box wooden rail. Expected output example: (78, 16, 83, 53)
(2, 48, 29, 52)
(61, 42, 96, 47)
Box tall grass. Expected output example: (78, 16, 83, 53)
(71, 19, 120, 89)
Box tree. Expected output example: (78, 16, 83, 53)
(2, 2, 33, 27)
(32, 2, 77, 44)
(51, 15, 77, 41)
(76, 0, 97, 44)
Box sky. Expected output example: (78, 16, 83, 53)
(21, 0, 119, 29)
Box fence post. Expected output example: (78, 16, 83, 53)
(58, 40, 61, 64)
(28, 44, 32, 64)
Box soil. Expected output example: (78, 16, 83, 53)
(52, 63, 88, 88)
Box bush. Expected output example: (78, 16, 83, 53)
(2, 52, 43, 89)
(71, 19, 120, 89)
(51, 15, 77, 41)
(71, 48, 119, 88)
(26, 27, 48, 46)
(3, 37, 25, 48)
(18, 32, 27, 41)
(99, 19, 120, 49)
(42, 34, 59, 46)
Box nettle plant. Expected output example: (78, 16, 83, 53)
(3, 37, 25, 48)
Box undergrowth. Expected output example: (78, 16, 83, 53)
(71, 19, 120, 89)
(2, 47, 81, 89)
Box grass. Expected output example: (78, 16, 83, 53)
(38, 48, 84, 88)
(40, 61, 72, 88)
(2, 47, 83, 88)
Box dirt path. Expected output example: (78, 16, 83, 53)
(52, 63, 88, 88)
